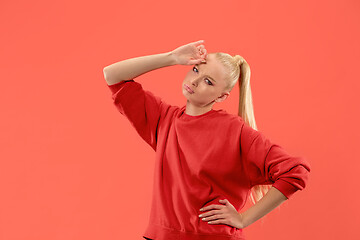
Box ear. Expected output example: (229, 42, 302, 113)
(215, 92, 230, 103)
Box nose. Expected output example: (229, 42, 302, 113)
(190, 77, 200, 87)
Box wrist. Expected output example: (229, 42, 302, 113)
(238, 212, 247, 229)
(166, 51, 178, 66)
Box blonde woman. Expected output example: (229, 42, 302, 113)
(103, 40, 311, 240)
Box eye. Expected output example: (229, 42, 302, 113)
(193, 66, 213, 85)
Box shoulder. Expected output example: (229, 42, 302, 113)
(214, 109, 246, 126)
(210, 109, 246, 138)
(214, 110, 261, 143)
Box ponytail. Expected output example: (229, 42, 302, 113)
(234, 55, 272, 205)
(212, 52, 273, 205)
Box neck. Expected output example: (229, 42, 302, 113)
(185, 100, 215, 116)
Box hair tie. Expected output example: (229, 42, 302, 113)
(234, 55, 244, 66)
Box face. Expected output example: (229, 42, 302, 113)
(181, 54, 230, 108)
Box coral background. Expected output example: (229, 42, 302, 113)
(1, 0, 359, 239)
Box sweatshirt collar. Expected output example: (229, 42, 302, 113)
(178, 105, 217, 121)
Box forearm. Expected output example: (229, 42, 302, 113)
(240, 186, 288, 228)
(103, 51, 177, 85)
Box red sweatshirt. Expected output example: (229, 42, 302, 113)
(107, 80, 311, 240)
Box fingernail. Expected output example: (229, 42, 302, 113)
(200, 208, 204, 211)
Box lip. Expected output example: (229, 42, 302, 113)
(184, 84, 194, 93)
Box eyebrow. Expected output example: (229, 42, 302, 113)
(195, 64, 217, 83)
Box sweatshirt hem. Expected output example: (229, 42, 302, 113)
(143, 223, 246, 240)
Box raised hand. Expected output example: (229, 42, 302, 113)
(170, 40, 207, 65)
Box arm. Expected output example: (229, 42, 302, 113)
(103, 40, 207, 85)
(237, 122, 310, 229)
(103, 52, 177, 85)
(105, 40, 208, 150)
(241, 122, 311, 200)
(197, 186, 287, 229)
(240, 186, 287, 228)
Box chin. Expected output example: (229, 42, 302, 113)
(182, 90, 190, 99)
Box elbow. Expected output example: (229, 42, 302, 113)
(103, 67, 113, 85)
(103, 67, 108, 80)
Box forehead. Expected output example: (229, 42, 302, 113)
(197, 54, 228, 83)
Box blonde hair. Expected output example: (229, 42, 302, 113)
(211, 52, 272, 206)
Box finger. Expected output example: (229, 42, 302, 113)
(220, 199, 234, 207)
(188, 59, 203, 65)
(201, 204, 217, 211)
(206, 214, 226, 223)
(193, 40, 205, 46)
(199, 49, 207, 60)
(200, 204, 223, 212)
(200, 52, 207, 60)
(208, 219, 226, 225)
(197, 48, 206, 58)
(199, 209, 223, 218)
(197, 46, 206, 54)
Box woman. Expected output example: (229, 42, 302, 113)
(103, 40, 311, 240)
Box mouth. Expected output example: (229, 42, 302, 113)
(184, 84, 194, 93)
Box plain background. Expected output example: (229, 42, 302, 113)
(1, 0, 359, 239)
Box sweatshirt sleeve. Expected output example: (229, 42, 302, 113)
(240, 122, 311, 199)
(107, 80, 169, 151)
